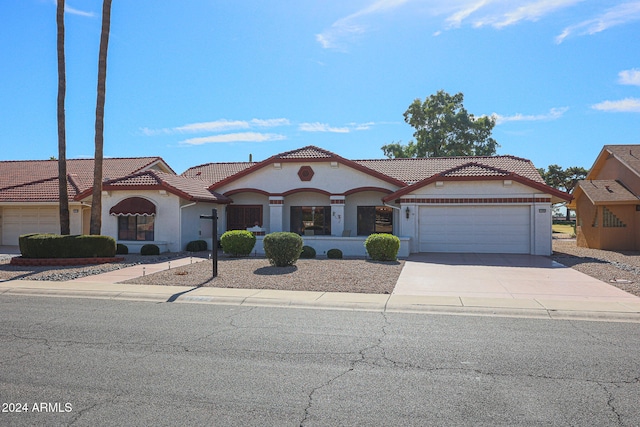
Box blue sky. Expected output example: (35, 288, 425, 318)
(1, 1, 639, 174)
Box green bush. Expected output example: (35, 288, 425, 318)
(300, 245, 316, 259)
(116, 243, 129, 255)
(140, 244, 160, 256)
(364, 233, 400, 261)
(186, 239, 208, 252)
(220, 230, 256, 256)
(327, 248, 343, 259)
(18, 234, 116, 258)
(263, 232, 303, 267)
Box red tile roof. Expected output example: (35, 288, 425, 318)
(0, 157, 171, 202)
(354, 155, 544, 184)
(95, 170, 230, 203)
(184, 149, 545, 188)
(181, 162, 255, 185)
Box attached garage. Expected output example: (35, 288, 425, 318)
(2, 207, 59, 246)
(418, 205, 531, 254)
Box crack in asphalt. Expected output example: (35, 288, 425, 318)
(300, 311, 389, 426)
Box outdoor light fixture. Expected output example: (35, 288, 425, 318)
(405, 207, 410, 219)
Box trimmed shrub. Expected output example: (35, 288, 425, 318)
(116, 243, 129, 255)
(186, 239, 208, 252)
(327, 248, 343, 259)
(140, 244, 160, 256)
(263, 232, 303, 267)
(300, 245, 316, 259)
(364, 233, 400, 261)
(18, 233, 116, 258)
(220, 230, 256, 256)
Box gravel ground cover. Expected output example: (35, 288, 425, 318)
(550, 239, 640, 297)
(0, 252, 208, 282)
(122, 257, 404, 294)
(2, 239, 639, 297)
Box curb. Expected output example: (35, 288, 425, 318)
(2, 282, 640, 323)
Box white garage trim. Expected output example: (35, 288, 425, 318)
(2, 207, 59, 246)
(418, 205, 531, 254)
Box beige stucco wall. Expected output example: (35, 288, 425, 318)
(215, 161, 398, 196)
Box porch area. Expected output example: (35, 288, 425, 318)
(251, 235, 411, 258)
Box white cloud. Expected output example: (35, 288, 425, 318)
(53, 1, 94, 17)
(316, 0, 410, 50)
(174, 120, 250, 133)
(619, 69, 640, 86)
(445, 0, 489, 29)
(298, 121, 376, 133)
(142, 118, 290, 136)
(250, 118, 291, 127)
(441, 0, 582, 30)
(178, 132, 287, 146)
(493, 107, 568, 124)
(591, 98, 640, 113)
(299, 122, 350, 133)
(556, 1, 640, 43)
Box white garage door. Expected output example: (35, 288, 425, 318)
(2, 207, 59, 246)
(418, 205, 530, 254)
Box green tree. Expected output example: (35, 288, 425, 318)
(539, 164, 588, 220)
(382, 90, 498, 158)
(56, 0, 70, 235)
(90, 0, 113, 235)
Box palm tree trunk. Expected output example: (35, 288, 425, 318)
(57, 0, 70, 235)
(89, 0, 113, 235)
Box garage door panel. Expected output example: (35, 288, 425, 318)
(2, 207, 59, 245)
(419, 206, 530, 254)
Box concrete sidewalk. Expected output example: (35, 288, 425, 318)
(1, 254, 639, 322)
(1, 252, 640, 322)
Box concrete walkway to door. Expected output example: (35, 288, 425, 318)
(393, 253, 640, 311)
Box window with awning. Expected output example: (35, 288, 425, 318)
(110, 197, 156, 241)
(109, 197, 156, 216)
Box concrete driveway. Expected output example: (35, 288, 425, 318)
(393, 252, 640, 302)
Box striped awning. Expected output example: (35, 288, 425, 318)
(109, 197, 156, 216)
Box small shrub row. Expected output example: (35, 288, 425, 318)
(19, 233, 116, 259)
(327, 248, 343, 259)
(140, 244, 160, 256)
(186, 239, 208, 252)
(116, 243, 129, 255)
(300, 245, 316, 259)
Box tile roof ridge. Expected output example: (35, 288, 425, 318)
(275, 145, 336, 158)
(440, 162, 512, 176)
(354, 154, 532, 162)
(0, 176, 58, 191)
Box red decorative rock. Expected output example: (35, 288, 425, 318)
(9, 257, 125, 267)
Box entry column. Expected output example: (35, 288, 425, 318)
(330, 195, 345, 237)
(269, 196, 284, 233)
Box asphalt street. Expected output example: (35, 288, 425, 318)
(1, 295, 639, 426)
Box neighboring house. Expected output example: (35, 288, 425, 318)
(0, 146, 570, 256)
(0, 157, 174, 247)
(570, 145, 640, 250)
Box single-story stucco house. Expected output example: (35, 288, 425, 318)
(0, 145, 570, 256)
(569, 144, 640, 251)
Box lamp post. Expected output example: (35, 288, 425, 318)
(199, 208, 218, 278)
